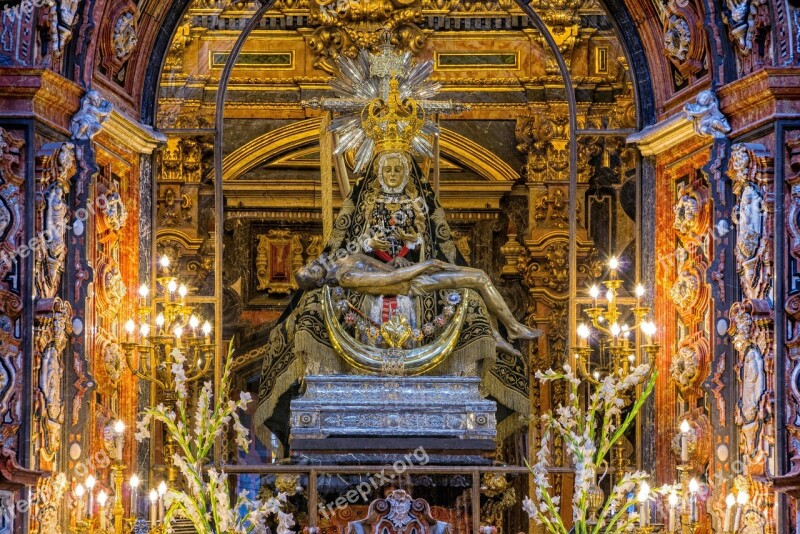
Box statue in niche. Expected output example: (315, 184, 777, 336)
(738, 345, 766, 458)
(733, 181, 763, 262)
(255, 44, 535, 443)
(41, 183, 68, 295)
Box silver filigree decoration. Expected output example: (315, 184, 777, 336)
(303, 40, 468, 173)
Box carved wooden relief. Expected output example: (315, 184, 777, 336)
(0, 128, 26, 465)
(727, 142, 774, 527)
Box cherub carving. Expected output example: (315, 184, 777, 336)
(70, 90, 113, 140)
(684, 90, 731, 138)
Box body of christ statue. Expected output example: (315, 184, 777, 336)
(296, 253, 541, 356)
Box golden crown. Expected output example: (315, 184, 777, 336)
(360, 78, 426, 154)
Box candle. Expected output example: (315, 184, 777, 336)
(149, 489, 158, 527)
(589, 285, 599, 307)
(724, 492, 735, 532)
(85, 475, 96, 518)
(635, 283, 645, 307)
(130, 475, 140, 515)
(202, 321, 211, 344)
(74, 484, 86, 523)
(158, 481, 167, 524)
(608, 256, 619, 276)
(156, 313, 165, 333)
(114, 420, 125, 461)
(734, 491, 749, 531)
(688, 478, 699, 523)
(577, 324, 590, 347)
(637, 482, 650, 526)
(97, 490, 108, 530)
(178, 284, 188, 302)
(125, 319, 135, 342)
(680, 419, 690, 462)
(138, 284, 149, 306)
(174, 326, 183, 348)
(668, 492, 678, 532)
(160, 255, 170, 273)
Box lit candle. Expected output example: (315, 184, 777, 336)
(688, 478, 699, 523)
(158, 481, 167, 524)
(125, 319, 135, 342)
(97, 490, 108, 530)
(189, 315, 199, 335)
(635, 283, 645, 307)
(174, 326, 183, 348)
(680, 420, 691, 463)
(114, 420, 125, 461)
(74, 484, 86, 523)
(641, 320, 657, 345)
(130, 475, 140, 515)
(724, 492, 735, 532)
(178, 284, 188, 302)
(149, 489, 158, 527)
(85, 475, 96, 518)
(202, 321, 211, 344)
(668, 491, 678, 532)
(637, 482, 650, 526)
(140, 323, 150, 340)
(577, 324, 590, 347)
(608, 256, 619, 278)
(734, 491, 749, 531)
(167, 280, 177, 302)
(138, 284, 149, 306)
(160, 255, 170, 275)
(589, 285, 599, 307)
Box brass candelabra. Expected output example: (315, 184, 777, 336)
(571, 256, 659, 473)
(121, 255, 214, 483)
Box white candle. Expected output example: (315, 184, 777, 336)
(130, 475, 140, 515)
(158, 481, 167, 524)
(637, 482, 650, 527)
(724, 493, 735, 532)
(74, 484, 85, 523)
(85, 475, 96, 518)
(689, 478, 699, 523)
(149, 489, 158, 527)
(734, 491, 749, 531)
(114, 420, 125, 461)
(97, 491, 108, 530)
(680, 420, 690, 463)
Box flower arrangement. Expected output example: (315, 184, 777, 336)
(523, 363, 657, 534)
(135, 345, 295, 534)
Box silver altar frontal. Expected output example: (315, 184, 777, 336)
(289, 375, 497, 441)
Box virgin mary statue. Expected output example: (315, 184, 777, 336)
(252, 45, 534, 446)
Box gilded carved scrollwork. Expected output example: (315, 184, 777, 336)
(669, 257, 708, 325)
(307, 0, 425, 74)
(670, 332, 709, 394)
